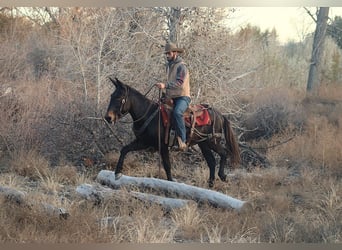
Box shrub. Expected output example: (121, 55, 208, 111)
(239, 87, 305, 142)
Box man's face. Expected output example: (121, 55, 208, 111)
(165, 51, 177, 62)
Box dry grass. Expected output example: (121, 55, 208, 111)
(10, 149, 50, 180)
(1, 82, 341, 243)
(171, 203, 204, 240)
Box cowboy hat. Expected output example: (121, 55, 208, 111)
(164, 42, 184, 53)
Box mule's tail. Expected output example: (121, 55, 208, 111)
(223, 116, 241, 167)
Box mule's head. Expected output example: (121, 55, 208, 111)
(105, 77, 129, 124)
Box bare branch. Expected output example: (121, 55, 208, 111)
(303, 7, 317, 23)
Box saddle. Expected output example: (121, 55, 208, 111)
(160, 101, 211, 145)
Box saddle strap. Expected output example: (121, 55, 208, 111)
(165, 123, 170, 144)
(187, 111, 198, 145)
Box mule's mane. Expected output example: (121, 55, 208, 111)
(123, 82, 156, 105)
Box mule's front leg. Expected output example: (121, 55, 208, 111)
(114, 139, 148, 179)
(160, 145, 173, 181)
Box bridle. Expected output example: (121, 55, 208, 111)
(114, 84, 158, 126)
(117, 87, 129, 118)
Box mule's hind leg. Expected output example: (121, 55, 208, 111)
(218, 155, 228, 182)
(198, 142, 216, 188)
(115, 139, 149, 179)
(215, 145, 227, 181)
(213, 143, 228, 182)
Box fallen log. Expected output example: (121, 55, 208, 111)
(0, 185, 26, 204)
(76, 183, 193, 210)
(96, 170, 247, 211)
(0, 185, 69, 219)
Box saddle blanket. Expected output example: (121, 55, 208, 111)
(161, 104, 211, 128)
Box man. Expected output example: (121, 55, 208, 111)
(155, 42, 191, 151)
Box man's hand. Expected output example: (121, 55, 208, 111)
(155, 82, 166, 89)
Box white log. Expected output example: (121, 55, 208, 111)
(96, 170, 247, 211)
(130, 190, 194, 209)
(0, 185, 26, 204)
(76, 183, 120, 202)
(76, 183, 193, 209)
(0, 185, 69, 219)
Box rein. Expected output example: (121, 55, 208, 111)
(157, 89, 162, 178)
(118, 84, 158, 125)
(132, 107, 159, 136)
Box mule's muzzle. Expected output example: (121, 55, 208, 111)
(104, 111, 115, 124)
(104, 116, 112, 124)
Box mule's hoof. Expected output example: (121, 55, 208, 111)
(218, 174, 227, 182)
(208, 180, 214, 188)
(115, 173, 122, 180)
(167, 177, 177, 182)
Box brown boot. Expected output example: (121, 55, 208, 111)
(177, 136, 188, 151)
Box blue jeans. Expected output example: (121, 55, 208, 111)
(172, 96, 191, 142)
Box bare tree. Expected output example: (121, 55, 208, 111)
(167, 7, 181, 43)
(153, 7, 183, 43)
(306, 7, 330, 94)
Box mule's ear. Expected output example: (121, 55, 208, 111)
(109, 77, 119, 88)
(115, 78, 125, 88)
(109, 77, 124, 88)
(109, 77, 125, 89)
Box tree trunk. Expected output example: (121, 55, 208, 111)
(307, 7, 330, 94)
(168, 7, 181, 43)
(96, 170, 247, 211)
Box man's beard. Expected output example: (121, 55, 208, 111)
(167, 55, 175, 62)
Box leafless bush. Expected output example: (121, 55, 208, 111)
(26, 47, 57, 80)
(0, 12, 33, 80)
(238, 87, 305, 142)
(0, 42, 28, 80)
(0, 88, 21, 124)
(302, 86, 342, 128)
(36, 97, 110, 165)
(0, 86, 38, 158)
